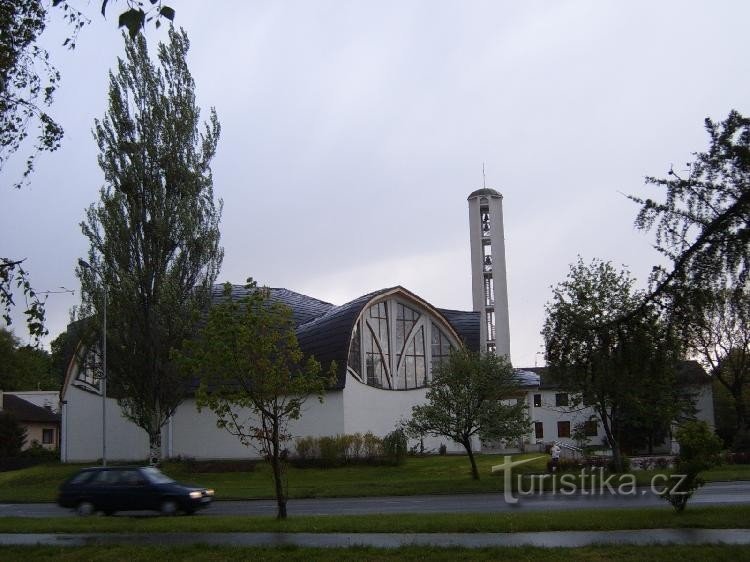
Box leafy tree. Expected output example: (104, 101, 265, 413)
(543, 258, 684, 471)
(685, 286, 750, 434)
(0, 0, 64, 189)
(97, 0, 176, 37)
(177, 281, 332, 520)
(404, 348, 528, 480)
(661, 420, 722, 512)
(78, 27, 222, 465)
(0, 327, 56, 391)
(1, 0, 175, 337)
(0, 411, 27, 456)
(629, 110, 750, 314)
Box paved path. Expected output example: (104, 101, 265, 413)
(2, 481, 748, 518)
(1, 529, 749, 548)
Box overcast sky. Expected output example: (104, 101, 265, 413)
(3, 1, 749, 367)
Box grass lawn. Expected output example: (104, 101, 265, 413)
(0, 454, 748, 503)
(1, 545, 749, 561)
(1, 505, 749, 534)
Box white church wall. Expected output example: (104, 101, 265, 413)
(169, 391, 347, 460)
(341, 372, 473, 453)
(61, 384, 149, 462)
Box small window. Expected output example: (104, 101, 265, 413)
(557, 421, 571, 438)
(555, 393, 569, 407)
(42, 428, 55, 445)
(534, 422, 544, 439)
(584, 420, 598, 437)
(533, 394, 542, 407)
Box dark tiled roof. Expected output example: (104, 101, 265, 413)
(294, 288, 480, 390)
(437, 308, 480, 352)
(467, 188, 502, 199)
(209, 285, 335, 328)
(1, 395, 60, 423)
(69, 284, 478, 393)
(523, 361, 711, 390)
(296, 289, 388, 389)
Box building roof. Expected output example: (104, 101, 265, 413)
(294, 286, 480, 389)
(523, 361, 712, 390)
(1, 394, 60, 424)
(214, 285, 481, 389)
(64, 284, 479, 393)
(467, 188, 503, 199)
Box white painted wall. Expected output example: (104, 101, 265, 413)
(61, 383, 149, 462)
(342, 372, 476, 453)
(527, 389, 601, 448)
(169, 392, 347, 459)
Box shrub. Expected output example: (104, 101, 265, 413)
(362, 432, 383, 459)
(438, 443, 447, 456)
(291, 433, 388, 468)
(661, 421, 723, 512)
(0, 412, 26, 457)
(294, 436, 319, 461)
(349, 433, 364, 459)
(382, 429, 408, 465)
(318, 436, 344, 466)
(732, 429, 750, 453)
(20, 441, 59, 461)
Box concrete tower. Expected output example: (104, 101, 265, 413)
(468, 188, 510, 358)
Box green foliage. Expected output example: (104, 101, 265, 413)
(733, 429, 750, 453)
(382, 429, 408, 465)
(631, 111, 750, 432)
(0, 327, 57, 391)
(177, 280, 333, 518)
(78, 26, 222, 463)
(542, 257, 684, 471)
(291, 432, 393, 467)
(661, 420, 723, 512)
(630, 110, 750, 309)
(405, 348, 528, 480)
(685, 287, 750, 433)
(0, 0, 63, 189)
(20, 441, 59, 461)
(0, 259, 47, 342)
(0, 412, 26, 456)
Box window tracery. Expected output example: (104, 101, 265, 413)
(347, 298, 456, 390)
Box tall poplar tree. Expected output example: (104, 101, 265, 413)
(79, 27, 222, 464)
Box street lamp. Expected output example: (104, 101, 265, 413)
(78, 259, 107, 467)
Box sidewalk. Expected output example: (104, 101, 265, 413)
(1, 529, 750, 548)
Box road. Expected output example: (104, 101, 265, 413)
(1, 481, 748, 518)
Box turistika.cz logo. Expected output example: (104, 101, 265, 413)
(491, 456, 689, 504)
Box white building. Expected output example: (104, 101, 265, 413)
(59, 188, 714, 462)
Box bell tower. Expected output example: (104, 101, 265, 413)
(468, 188, 510, 358)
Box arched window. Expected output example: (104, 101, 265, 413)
(75, 345, 102, 391)
(347, 298, 456, 390)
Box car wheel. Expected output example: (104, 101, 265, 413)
(76, 501, 95, 516)
(160, 499, 178, 516)
(103, 510, 115, 516)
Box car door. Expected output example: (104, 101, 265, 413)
(118, 468, 156, 512)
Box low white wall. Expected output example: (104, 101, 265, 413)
(169, 392, 346, 459)
(61, 384, 149, 462)
(341, 372, 475, 453)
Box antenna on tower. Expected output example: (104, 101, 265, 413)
(482, 162, 486, 189)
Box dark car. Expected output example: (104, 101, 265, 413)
(57, 466, 214, 516)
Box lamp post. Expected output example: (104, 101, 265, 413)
(78, 259, 107, 467)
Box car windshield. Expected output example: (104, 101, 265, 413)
(141, 467, 175, 484)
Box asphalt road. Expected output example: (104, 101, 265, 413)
(1, 481, 749, 518)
